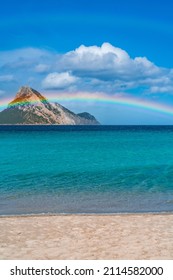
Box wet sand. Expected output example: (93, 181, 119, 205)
(0, 214, 173, 259)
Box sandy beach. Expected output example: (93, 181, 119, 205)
(0, 214, 173, 260)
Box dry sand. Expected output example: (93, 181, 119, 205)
(0, 214, 173, 260)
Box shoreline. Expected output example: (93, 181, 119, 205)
(0, 211, 173, 218)
(0, 213, 173, 259)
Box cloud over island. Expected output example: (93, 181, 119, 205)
(1, 42, 173, 97)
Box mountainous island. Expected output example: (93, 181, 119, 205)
(0, 86, 100, 125)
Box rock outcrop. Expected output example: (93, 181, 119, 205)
(0, 86, 100, 125)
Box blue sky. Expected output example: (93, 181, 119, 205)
(1, 0, 173, 124)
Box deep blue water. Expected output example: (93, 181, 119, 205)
(0, 125, 173, 215)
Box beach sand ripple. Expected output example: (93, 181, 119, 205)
(0, 214, 173, 259)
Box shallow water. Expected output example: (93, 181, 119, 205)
(0, 125, 173, 215)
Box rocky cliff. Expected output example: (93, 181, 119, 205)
(0, 86, 100, 125)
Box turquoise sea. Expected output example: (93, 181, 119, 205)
(0, 125, 173, 215)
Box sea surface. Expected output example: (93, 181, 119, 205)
(0, 125, 173, 215)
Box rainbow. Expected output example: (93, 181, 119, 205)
(1, 92, 173, 117)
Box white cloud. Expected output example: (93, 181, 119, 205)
(0, 48, 55, 72)
(150, 85, 173, 93)
(50, 42, 172, 94)
(35, 64, 50, 73)
(0, 47, 56, 96)
(0, 48, 51, 64)
(0, 75, 14, 82)
(42, 72, 78, 89)
(1, 43, 173, 95)
(59, 42, 160, 81)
